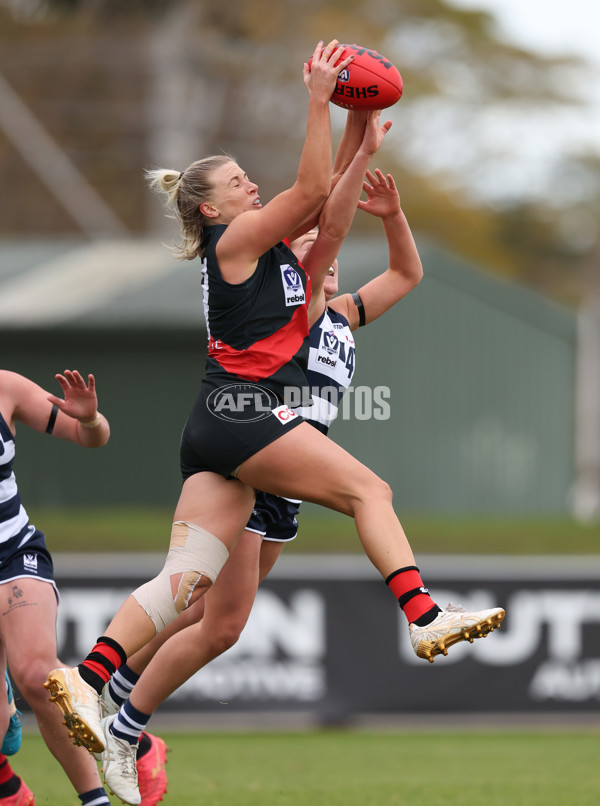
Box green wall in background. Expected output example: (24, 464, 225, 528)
(329, 239, 576, 515)
(3, 328, 205, 508)
(3, 238, 577, 515)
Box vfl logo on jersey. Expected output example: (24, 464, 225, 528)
(23, 553, 38, 572)
(272, 405, 299, 425)
(323, 331, 339, 355)
(315, 324, 355, 377)
(280, 264, 306, 307)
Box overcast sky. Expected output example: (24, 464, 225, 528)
(447, 0, 599, 62)
(420, 0, 597, 227)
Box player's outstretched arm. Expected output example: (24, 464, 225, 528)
(329, 169, 423, 330)
(332, 109, 368, 180)
(1, 369, 110, 447)
(289, 108, 369, 243)
(303, 113, 392, 324)
(220, 41, 353, 268)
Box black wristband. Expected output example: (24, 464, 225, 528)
(352, 292, 366, 327)
(45, 404, 58, 434)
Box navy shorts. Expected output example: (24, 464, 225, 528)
(180, 379, 305, 480)
(246, 491, 301, 542)
(0, 530, 59, 602)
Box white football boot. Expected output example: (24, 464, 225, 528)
(409, 602, 505, 662)
(44, 667, 104, 753)
(100, 714, 141, 805)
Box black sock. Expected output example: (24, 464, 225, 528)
(412, 604, 442, 627)
(77, 664, 106, 695)
(0, 774, 21, 798)
(136, 732, 151, 761)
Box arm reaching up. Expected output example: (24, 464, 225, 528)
(297, 111, 392, 324)
(329, 169, 423, 330)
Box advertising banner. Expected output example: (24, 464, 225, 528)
(52, 554, 600, 719)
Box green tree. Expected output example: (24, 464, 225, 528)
(0, 0, 595, 303)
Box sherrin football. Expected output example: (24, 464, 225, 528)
(311, 43, 403, 110)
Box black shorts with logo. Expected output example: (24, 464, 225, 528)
(180, 378, 305, 480)
(0, 529, 59, 601)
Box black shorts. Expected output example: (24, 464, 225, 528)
(0, 530, 59, 602)
(246, 491, 301, 542)
(180, 379, 305, 480)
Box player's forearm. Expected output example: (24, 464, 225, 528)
(319, 146, 372, 240)
(383, 211, 423, 284)
(296, 96, 333, 204)
(332, 111, 367, 178)
(75, 412, 111, 448)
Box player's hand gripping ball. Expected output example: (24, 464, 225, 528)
(310, 43, 403, 110)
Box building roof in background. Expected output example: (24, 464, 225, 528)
(0, 238, 205, 328)
(0, 236, 575, 335)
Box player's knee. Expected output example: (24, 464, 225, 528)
(208, 619, 244, 657)
(169, 570, 210, 612)
(171, 571, 211, 610)
(375, 478, 394, 505)
(133, 521, 229, 632)
(348, 472, 393, 513)
(12, 658, 52, 704)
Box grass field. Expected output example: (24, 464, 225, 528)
(21, 507, 599, 806)
(16, 729, 600, 806)
(28, 505, 600, 555)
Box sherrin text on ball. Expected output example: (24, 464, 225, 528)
(309, 43, 403, 110)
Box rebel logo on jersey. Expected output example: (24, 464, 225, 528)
(323, 331, 339, 355)
(313, 323, 355, 380)
(280, 264, 306, 307)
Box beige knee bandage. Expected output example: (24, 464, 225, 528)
(132, 521, 229, 632)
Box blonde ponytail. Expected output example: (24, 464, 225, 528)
(146, 155, 234, 261)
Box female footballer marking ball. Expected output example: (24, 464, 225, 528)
(309, 43, 403, 110)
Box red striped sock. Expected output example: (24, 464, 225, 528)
(0, 756, 14, 786)
(386, 566, 438, 624)
(78, 636, 128, 693)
